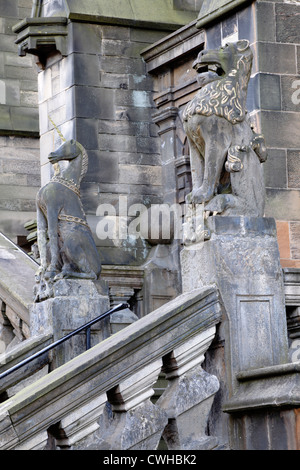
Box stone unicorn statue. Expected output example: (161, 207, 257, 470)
(34, 126, 101, 302)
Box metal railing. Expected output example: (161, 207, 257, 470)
(0, 302, 129, 381)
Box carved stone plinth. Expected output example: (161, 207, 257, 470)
(30, 279, 110, 367)
(181, 216, 289, 389)
(181, 216, 292, 449)
(224, 362, 300, 450)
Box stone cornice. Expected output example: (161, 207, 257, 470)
(13, 17, 68, 68)
(224, 362, 300, 413)
(142, 20, 204, 73)
(196, 0, 254, 29)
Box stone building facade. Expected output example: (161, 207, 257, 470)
(143, 0, 300, 269)
(0, 0, 299, 362)
(0, 0, 300, 452)
(0, 0, 40, 244)
(202, 0, 300, 270)
(1, 0, 300, 268)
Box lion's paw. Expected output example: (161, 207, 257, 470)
(204, 194, 232, 214)
(186, 188, 213, 204)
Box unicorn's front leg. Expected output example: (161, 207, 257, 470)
(36, 206, 48, 276)
(44, 206, 61, 280)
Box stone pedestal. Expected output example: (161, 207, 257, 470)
(30, 279, 110, 367)
(180, 216, 295, 449)
(181, 216, 289, 391)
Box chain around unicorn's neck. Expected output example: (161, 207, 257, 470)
(51, 174, 81, 197)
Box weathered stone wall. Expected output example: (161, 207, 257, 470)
(173, 0, 204, 11)
(1, 0, 299, 268)
(10, 2, 199, 316)
(0, 136, 40, 241)
(257, 0, 300, 269)
(199, 0, 300, 267)
(0, 0, 40, 242)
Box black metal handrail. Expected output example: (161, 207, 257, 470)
(0, 302, 129, 381)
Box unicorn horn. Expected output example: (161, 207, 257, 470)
(48, 115, 66, 142)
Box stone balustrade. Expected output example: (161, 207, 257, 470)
(0, 286, 222, 451)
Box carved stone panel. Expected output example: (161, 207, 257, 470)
(236, 295, 275, 370)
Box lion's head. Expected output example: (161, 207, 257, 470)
(184, 40, 253, 124)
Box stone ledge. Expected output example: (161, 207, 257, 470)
(0, 107, 39, 136)
(223, 362, 300, 413)
(206, 215, 277, 238)
(141, 20, 204, 73)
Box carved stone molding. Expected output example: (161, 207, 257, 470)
(51, 393, 108, 449)
(283, 268, 300, 308)
(108, 359, 163, 412)
(152, 107, 178, 134)
(13, 17, 68, 69)
(142, 20, 204, 74)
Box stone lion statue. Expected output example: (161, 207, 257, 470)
(183, 39, 267, 217)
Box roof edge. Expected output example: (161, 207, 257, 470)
(196, 0, 253, 29)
